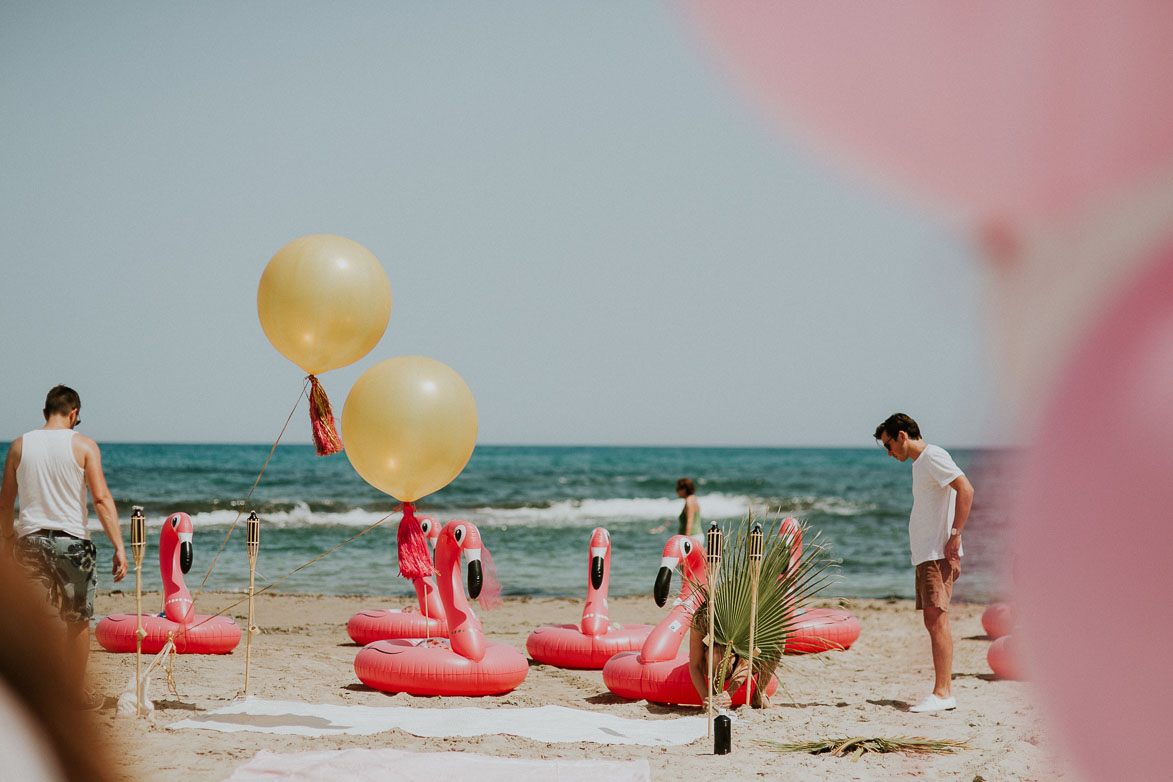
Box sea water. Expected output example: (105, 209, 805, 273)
(29, 443, 1016, 603)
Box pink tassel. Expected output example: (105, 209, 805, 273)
(397, 503, 434, 580)
(307, 375, 343, 456)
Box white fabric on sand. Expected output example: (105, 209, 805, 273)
(223, 748, 651, 782)
(170, 698, 706, 746)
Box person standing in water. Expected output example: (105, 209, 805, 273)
(651, 477, 701, 539)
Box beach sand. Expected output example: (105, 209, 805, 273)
(87, 592, 1083, 781)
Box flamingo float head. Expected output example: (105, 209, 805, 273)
(589, 527, 609, 590)
(418, 515, 441, 549)
(653, 534, 706, 607)
(439, 520, 484, 599)
(162, 512, 194, 573)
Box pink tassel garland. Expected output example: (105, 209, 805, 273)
(397, 503, 435, 580)
(307, 375, 343, 456)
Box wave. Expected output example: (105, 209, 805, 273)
(92, 492, 873, 532)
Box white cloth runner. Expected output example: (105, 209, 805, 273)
(170, 698, 706, 746)
(224, 748, 651, 782)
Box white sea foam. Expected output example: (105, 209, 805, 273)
(468, 493, 761, 527)
(96, 493, 870, 532)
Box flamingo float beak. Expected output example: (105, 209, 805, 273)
(653, 560, 677, 607)
(466, 549, 483, 599)
(590, 546, 606, 590)
(179, 532, 194, 574)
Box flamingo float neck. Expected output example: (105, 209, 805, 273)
(581, 527, 611, 636)
(641, 534, 708, 662)
(160, 512, 195, 624)
(410, 516, 445, 621)
(434, 520, 487, 662)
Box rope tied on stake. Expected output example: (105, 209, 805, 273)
(307, 374, 343, 455)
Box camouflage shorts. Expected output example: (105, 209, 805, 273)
(14, 533, 97, 624)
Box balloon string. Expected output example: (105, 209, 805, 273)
(193, 378, 309, 602)
(177, 510, 397, 634)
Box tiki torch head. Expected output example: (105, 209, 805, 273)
(705, 522, 723, 570)
(246, 510, 260, 561)
(131, 506, 146, 568)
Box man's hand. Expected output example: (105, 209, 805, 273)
(111, 547, 128, 582)
(944, 533, 962, 562)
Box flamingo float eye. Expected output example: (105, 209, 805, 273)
(681, 539, 692, 556)
(420, 519, 432, 535)
(453, 525, 466, 545)
(170, 515, 180, 528)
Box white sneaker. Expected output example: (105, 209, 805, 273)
(908, 694, 956, 713)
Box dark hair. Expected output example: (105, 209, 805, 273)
(44, 385, 81, 417)
(874, 413, 921, 441)
(676, 477, 696, 495)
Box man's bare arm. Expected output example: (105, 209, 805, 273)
(79, 437, 127, 581)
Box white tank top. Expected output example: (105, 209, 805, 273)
(15, 429, 89, 539)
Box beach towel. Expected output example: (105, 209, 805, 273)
(223, 748, 651, 782)
(170, 698, 706, 746)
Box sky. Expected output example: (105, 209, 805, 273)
(0, 1, 997, 448)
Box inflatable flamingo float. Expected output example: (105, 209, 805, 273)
(347, 516, 448, 644)
(602, 534, 776, 705)
(96, 512, 241, 654)
(353, 520, 528, 696)
(526, 527, 654, 668)
(777, 517, 861, 655)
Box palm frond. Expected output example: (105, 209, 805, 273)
(759, 736, 968, 761)
(688, 512, 840, 692)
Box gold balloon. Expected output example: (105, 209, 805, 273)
(257, 234, 392, 375)
(342, 356, 478, 502)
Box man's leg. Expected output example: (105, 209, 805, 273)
(923, 605, 953, 699)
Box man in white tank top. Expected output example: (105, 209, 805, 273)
(875, 413, 974, 714)
(1, 385, 127, 709)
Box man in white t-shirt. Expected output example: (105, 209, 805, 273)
(875, 413, 974, 713)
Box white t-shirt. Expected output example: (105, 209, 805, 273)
(909, 444, 963, 566)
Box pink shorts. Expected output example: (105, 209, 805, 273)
(915, 558, 960, 612)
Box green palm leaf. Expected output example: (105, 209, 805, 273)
(689, 513, 840, 694)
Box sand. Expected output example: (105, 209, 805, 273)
(87, 591, 1084, 781)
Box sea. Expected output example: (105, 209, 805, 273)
(24, 444, 1017, 604)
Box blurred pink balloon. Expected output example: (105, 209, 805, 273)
(981, 602, 1015, 640)
(1017, 237, 1173, 781)
(987, 635, 1023, 681)
(683, 1, 1173, 222)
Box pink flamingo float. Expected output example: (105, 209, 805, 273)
(526, 527, 654, 668)
(346, 516, 448, 644)
(602, 534, 777, 705)
(778, 517, 861, 654)
(353, 520, 528, 696)
(96, 512, 241, 654)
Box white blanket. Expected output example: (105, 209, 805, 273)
(170, 698, 706, 746)
(224, 748, 651, 782)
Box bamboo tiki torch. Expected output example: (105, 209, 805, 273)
(131, 506, 146, 717)
(244, 510, 260, 695)
(746, 521, 764, 708)
(705, 521, 723, 740)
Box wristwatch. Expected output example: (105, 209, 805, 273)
(949, 527, 961, 536)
